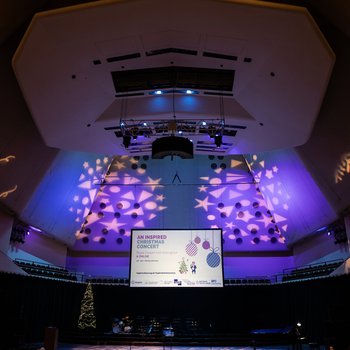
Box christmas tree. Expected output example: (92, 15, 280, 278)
(78, 283, 97, 329)
(179, 257, 188, 274)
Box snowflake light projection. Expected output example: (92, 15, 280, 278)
(0, 155, 17, 199)
(194, 156, 287, 250)
(335, 153, 350, 184)
(73, 156, 166, 251)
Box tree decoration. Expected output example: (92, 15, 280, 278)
(78, 283, 97, 330)
(206, 248, 221, 268)
(202, 240, 210, 250)
(206, 230, 221, 268)
(185, 231, 198, 256)
(186, 241, 198, 256)
(178, 258, 188, 274)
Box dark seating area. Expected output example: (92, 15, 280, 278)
(281, 259, 343, 282)
(1, 271, 350, 350)
(14, 258, 80, 282)
(85, 277, 129, 285)
(13, 257, 346, 286)
(224, 277, 271, 285)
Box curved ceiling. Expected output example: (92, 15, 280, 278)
(12, 0, 335, 156)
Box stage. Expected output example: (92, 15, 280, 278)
(26, 328, 322, 350)
(29, 344, 325, 350)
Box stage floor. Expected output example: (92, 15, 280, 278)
(52, 344, 326, 350)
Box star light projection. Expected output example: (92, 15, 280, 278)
(73, 156, 167, 250)
(70, 156, 112, 229)
(245, 154, 290, 238)
(71, 154, 288, 252)
(194, 156, 287, 248)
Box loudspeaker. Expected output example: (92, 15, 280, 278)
(44, 326, 58, 350)
(152, 136, 193, 159)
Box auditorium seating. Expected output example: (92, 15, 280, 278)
(85, 277, 129, 285)
(12, 257, 346, 285)
(281, 259, 343, 282)
(224, 277, 271, 286)
(14, 258, 79, 281)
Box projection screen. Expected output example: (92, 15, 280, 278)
(129, 228, 223, 287)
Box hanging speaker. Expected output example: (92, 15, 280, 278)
(152, 136, 193, 159)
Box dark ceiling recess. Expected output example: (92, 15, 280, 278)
(203, 51, 238, 61)
(111, 66, 235, 93)
(107, 53, 141, 62)
(152, 136, 194, 159)
(145, 48, 198, 56)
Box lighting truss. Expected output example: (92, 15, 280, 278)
(119, 118, 225, 138)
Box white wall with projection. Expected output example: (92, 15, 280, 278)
(129, 229, 223, 287)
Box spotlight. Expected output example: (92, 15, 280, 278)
(208, 125, 216, 138)
(155, 90, 163, 95)
(123, 135, 131, 148)
(214, 134, 222, 147)
(294, 322, 304, 340)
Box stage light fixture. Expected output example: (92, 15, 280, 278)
(123, 135, 131, 148)
(214, 134, 222, 147)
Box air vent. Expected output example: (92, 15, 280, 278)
(145, 48, 197, 56)
(114, 92, 144, 98)
(111, 67, 235, 93)
(203, 92, 233, 96)
(225, 124, 247, 130)
(106, 53, 141, 63)
(104, 126, 121, 131)
(203, 51, 237, 61)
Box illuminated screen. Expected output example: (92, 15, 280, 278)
(129, 228, 223, 287)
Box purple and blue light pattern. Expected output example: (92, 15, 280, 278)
(72, 155, 287, 252)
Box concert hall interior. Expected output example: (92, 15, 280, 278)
(1, 0, 350, 349)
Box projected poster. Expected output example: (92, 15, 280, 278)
(129, 229, 223, 287)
